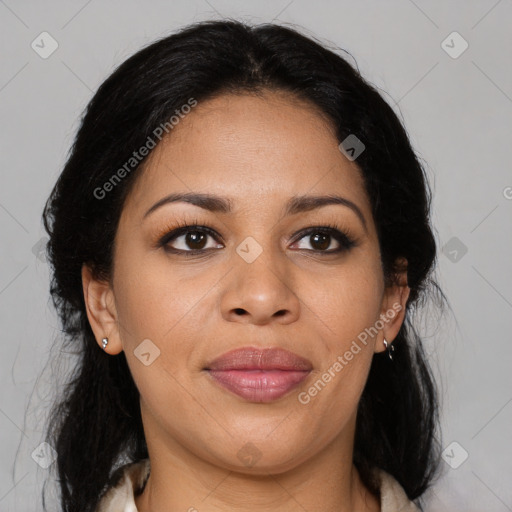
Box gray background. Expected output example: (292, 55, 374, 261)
(1, 1, 511, 510)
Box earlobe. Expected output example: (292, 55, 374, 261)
(81, 264, 123, 354)
(376, 258, 410, 354)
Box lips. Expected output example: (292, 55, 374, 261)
(204, 347, 312, 403)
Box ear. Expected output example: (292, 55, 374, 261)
(375, 257, 411, 354)
(81, 263, 123, 355)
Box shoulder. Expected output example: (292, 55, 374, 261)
(372, 467, 421, 512)
(96, 458, 150, 512)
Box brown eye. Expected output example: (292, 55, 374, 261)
(159, 226, 223, 254)
(309, 232, 332, 251)
(292, 226, 356, 254)
(184, 231, 207, 250)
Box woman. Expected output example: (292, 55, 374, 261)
(41, 19, 445, 512)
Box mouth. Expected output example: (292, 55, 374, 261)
(204, 347, 312, 403)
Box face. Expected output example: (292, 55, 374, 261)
(83, 90, 408, 474)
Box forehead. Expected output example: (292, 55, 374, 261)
(122, 91, 371, 220)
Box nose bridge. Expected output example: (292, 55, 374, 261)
(236, 233, 288, 298)
(232, 206, 282, 270)
(220, 232, 300, 324)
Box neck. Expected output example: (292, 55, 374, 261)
(134, 423, 380, 512)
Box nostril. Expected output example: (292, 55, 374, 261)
(234, 308, 246, 315)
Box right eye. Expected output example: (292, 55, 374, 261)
(159, 225, 224, 255)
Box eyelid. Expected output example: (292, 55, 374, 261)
(156, 219, 358, 257)
(289, 224, 357, 251)
(153, 217, 213, 245)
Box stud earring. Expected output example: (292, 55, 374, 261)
(383, 338, 395, 361)
(102, 337, 108, 350)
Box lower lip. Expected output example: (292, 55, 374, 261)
(206, 369, 310, 403)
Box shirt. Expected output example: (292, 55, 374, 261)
(96, 458, 420, 512)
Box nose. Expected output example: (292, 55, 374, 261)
(220, 246, 300, 326)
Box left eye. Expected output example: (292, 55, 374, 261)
(293, 230, 341, 252)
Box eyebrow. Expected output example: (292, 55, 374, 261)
(143, 192, 367, 232)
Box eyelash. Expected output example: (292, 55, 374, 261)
(155, 218, 357, 257)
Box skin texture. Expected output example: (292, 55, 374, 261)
(82, 90, 410, 512)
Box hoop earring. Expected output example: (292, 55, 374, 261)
(102, 337, 108, 350)
(383, 338, 395, 361)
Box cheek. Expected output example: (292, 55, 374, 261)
(113, 250, 205, 341)
(303, 260, 384, 347)
(112, 251, 217, 389)
(298, 261, 382, 406)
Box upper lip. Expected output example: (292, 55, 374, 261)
(205, 347, 313, 371)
